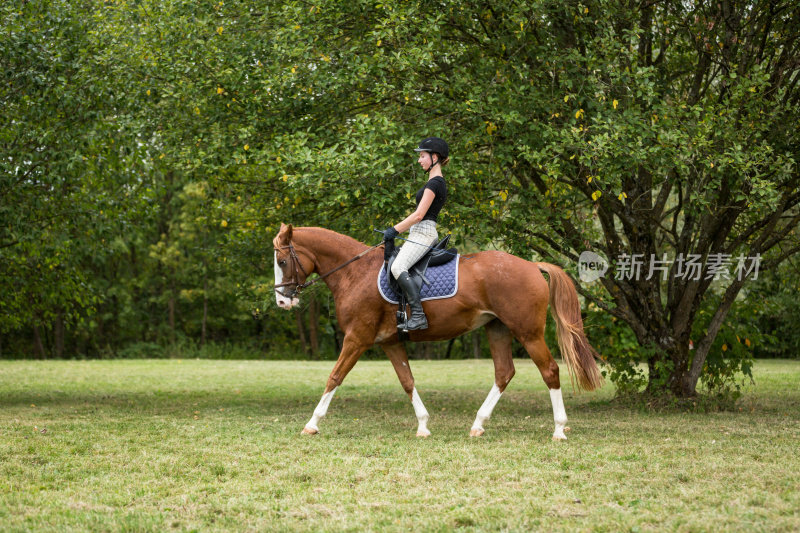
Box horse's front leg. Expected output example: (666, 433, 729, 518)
(382, 343, 431, 437)
(302, 336, 367, 435)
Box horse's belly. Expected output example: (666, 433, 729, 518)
(468, 310, 497, 331)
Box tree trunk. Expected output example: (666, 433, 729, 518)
(423, 342, 433, 360)
(295, 308, 308, 355)
(445, 338, 455, 359)
(333, 321, 342, 355)
(53, 310, 65, 358)
(639, 327, 708, 398)
(681, 278, 748, 395)
(168, 294, 176, 344)
(472, 331, 481, 358)
(32, 321, 46, 359)
(201, 232, 208, 347)
(95, 313, 104, 353)
(308, 295, 319, 358)
(202, 275, 208, 346)
(639, 277, 750, 398)
(260, 316, 270, 352)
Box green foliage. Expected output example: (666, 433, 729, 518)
(694, 304, 755, 400)
(729, 257, 800, 359)
(1, 0, 142, 340)
(1, 0, 798, 405)
(586, 308, 646, 394)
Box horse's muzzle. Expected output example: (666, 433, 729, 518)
(275, 288, 300, 309)
(277, 297, 300, 309)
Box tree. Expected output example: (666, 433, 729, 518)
(0, 0, 145, 352)
(480, 0, 800, 396)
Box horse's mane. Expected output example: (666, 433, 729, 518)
(293, 226, 369, 251)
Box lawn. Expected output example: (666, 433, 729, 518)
(1, 358, 798, 532)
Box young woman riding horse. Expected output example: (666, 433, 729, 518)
(273, 159, 604, 440)
(381, 136, 449, 331)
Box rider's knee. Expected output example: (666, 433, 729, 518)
(390, 263, 407, 279)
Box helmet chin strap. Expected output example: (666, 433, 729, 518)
(424, 153, 439, 173)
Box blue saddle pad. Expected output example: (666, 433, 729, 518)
(378, 256, 460, 304)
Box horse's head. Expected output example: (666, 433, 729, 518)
(272, 223, 314, 309)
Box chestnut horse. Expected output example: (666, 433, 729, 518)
(273, 224, 603, 440)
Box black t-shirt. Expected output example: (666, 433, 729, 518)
(415, 176, 447, 222)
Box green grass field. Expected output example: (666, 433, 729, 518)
(1, 358, 798, 532)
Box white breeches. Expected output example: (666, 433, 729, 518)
(390, 220, 438, 279)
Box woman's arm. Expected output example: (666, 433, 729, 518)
(393, 189, 436, 233)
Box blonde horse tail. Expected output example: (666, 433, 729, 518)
(536, 263, 604, 392)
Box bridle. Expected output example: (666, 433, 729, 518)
(274, 240, 383, 299)
(273, 243, 310, 299)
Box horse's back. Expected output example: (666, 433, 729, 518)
(456, 250, 551, 326)
(460, 250, 548, 290)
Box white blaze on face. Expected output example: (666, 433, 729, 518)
(274, 251, 299, 309)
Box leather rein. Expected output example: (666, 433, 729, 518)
(274, 241, 383, 299)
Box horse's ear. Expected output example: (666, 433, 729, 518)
(281, 223, 293, 242)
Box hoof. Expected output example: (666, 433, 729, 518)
(469, 428, 485, 437)
(301, 427, 319, 435)
(552, 433, 568, 441)
(416, 430, 431, 438)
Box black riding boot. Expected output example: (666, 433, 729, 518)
(396, 271, 428, 330)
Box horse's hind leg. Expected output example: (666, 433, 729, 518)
(302, 336, 367, 435)
(470, 320, 516, 437)
(382, 344, 431, 437)
(521, 335, 570, 441)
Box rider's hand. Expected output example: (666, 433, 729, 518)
(382, 227, 399, 241)
(383, 239, 395, 262)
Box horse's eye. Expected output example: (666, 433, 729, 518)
(279, 260, 287, 267)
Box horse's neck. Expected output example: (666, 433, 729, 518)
(294, 227, 372, 292)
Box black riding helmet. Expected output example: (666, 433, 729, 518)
(414, 137, 449, 170)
